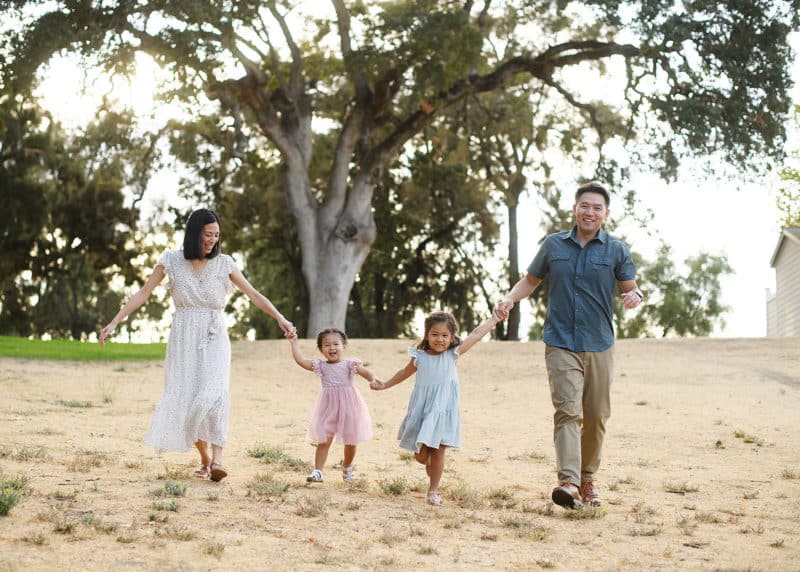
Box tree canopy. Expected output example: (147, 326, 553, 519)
(2, 0, 798, 336)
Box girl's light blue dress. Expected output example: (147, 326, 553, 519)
(397, 347, 461, 452)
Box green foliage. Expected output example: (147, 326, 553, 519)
(0, 93, 164, 340)
(0, 474, 32, 516)
(246, 444, 311, 472)
(350, 140, 500, 337)
(777, 105, 800, 227)
(2, 0, 796, 336)
(619, 243, 733, 338)
(0, 335, 165, 360)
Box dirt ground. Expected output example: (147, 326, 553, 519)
(1, 336, 799, 571)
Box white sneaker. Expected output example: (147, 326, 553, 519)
(306, 469, 323, 482)
(342, 466, 355, 482)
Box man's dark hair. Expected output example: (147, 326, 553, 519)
(575, 182, 610, 207)
(183, 208, 221, 260)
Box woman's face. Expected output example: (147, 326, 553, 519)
(200, 222, 220, 256)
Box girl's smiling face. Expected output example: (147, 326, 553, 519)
(425, 322, 453, 354)
(319, 333, 346, 363)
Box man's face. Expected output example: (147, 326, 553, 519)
(572, 192, 609, 237)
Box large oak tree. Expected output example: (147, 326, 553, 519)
(4, 0, 797, 334)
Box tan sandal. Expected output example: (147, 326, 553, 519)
(209, 462, 228, 482)
(193, 464, 210, 479)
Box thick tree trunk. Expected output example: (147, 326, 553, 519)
(305, 236, 373, 334)
(284, 152, 377, 335)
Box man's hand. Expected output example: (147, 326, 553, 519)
(621, 289, 644, 310)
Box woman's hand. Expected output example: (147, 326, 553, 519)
(278, 317, 296, 335)
(98, 324, 116, 346)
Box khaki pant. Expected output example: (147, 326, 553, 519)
(544, 345, 613, 486)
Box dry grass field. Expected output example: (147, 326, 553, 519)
(1, 337, 799, 571)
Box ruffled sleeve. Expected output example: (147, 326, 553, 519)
(156, 250, 174, 290)
(310, 358, 325, 379)
(450, 346, 461, 360)
(407, 347, 422, 366)
(348, 358, 363, 376)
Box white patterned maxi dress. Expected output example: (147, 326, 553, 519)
(144, 250, 237, 452)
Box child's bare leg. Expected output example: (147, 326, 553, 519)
(414, 444, 429, 465)
(343, 444, 356, 468)
(427, 445, 446, 492)
(314, 439, 333, 470)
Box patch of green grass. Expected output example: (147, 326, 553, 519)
(485, 487, 516, 509)
(446, 481, 483, 509)
(378, 476, 408, 496)
(151, 481, 187, 498)
(1, 445, 48, 462)
(0, 335, 165, 361)
(507, 450, 547, 462)
(157, 465, 191, 480)
(204, 542, 225, 558)
(294, 493, 329, 517)
(246, 443, 311, 472)
(51, 489, 77, 501)
(781, 469, 798, 479)
(55, 400, 94, 409)
(564, 506, 606, 520)
(663, 481, 699, 494)
(156, 526, 196, 541)
(152, 500, 180, 512)
(245, 473, 290, 498)
(733, 429, 764, 447)
(82, 513, 118, 534)
(0, 474, 32, 516)
(67, 450, 109, 472)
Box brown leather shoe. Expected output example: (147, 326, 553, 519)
(552, 481, 584, 509)
(581, 480, 601, 507)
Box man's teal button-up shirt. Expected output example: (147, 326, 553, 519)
(527, 227, 636, 352)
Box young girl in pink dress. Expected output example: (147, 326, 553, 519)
(287, 328, 378, 483)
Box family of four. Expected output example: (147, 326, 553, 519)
(99, 181, 643, 509)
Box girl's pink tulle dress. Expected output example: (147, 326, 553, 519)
(307, 358, 373, 445)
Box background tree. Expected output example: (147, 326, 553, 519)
(0, 90, 163, 339)
(778, 104, 800, 228)
(4, 0, 796, 336)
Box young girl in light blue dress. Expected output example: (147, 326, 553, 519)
(373, 311, 500, 506)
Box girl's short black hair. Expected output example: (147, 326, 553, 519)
(316, 328, 348, 349)
(417, 311, 461, 350)
(183, 209, 221, 260)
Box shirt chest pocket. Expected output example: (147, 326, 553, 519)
(589, 256, 612, 275)
(550, 254, 572, 264)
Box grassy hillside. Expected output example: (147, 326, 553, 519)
(0, 336, 165, 361)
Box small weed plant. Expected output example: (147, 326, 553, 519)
(378, 476, 408, 496)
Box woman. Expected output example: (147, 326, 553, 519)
(99, 208, 294, 481)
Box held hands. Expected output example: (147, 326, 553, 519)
(493, 299, 513, 321)
(278, 317, 297, 337)
(369, 379, 385, 391)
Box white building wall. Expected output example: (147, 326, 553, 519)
(773, 238, 800, 336)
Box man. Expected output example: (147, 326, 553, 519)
(494, 182, 643, 509)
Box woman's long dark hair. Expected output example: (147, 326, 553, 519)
(183, 209, 221, 260)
